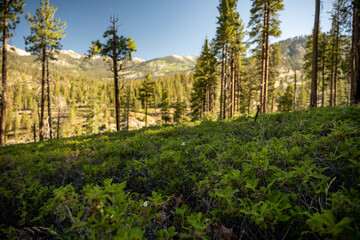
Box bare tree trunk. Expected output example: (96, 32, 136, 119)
(311, 0, 320, 108)
(126, 89, 130, 131)
(223, 45, 228, 119)
(348, 75, 351, 105)
(0, 0, 9, 145)
(206, 88, 210, 113)
(260, 6, 266, 114)
(271, 91, 275, 113)
(39, 47, 46, 141)
(330, 19, 337, 107)
(220, 47, 225, 119)
(263, 4, 270, 113)
(236, 64, 241, 113)
(229, 51, 235, 118)
(322, 56, 325, 107)
(111, 19, 121, 131)
(57, 107, 61, 138)
(33, 123, 37, 142)
(334, 48, 339, 106)
(145, 98, 148, 127)
(231, 53, 235, 117)
(248, 87, 252, 115)
(294, 69, 297, 111)
(46, 58, 52, 139)
(351, 2, 360, 104)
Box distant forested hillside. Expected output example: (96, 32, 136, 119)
(278, 36, 307, 70)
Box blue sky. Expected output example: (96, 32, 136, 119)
(9, 0, 333, 60)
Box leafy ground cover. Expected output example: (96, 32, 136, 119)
(1, 106, 360, 239)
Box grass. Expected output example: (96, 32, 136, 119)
(1, 105, 360, 239)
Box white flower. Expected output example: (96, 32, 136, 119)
(181, 142, 185, 146)
(143, 201, 149, 207)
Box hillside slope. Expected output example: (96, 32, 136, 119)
(4, 45, 197, 81)
(1, 106, 360, 239)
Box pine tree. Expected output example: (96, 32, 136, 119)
(215, 0, 246, 119)
(319, 32, 328, 107)
(351, 0, 360, 103)
(304, 31, 328, 107)
(173, 100, 186, 123)
(0, 0, 25, 145)
(249, 0, 284, 113)
(191, 38, 218, 120)
(340, 36, 352, 104)
(25, 0, 66, 141)
(278, 85, 294, 112)
(329, 0, 342, 106)
(161, 88, 171, 124)
(88, 15, 136, 131)
(20, 110, 30, 133)
(12, 110, 19, 143)
(310, 0, 321, 107)
(121, 85, 135, 130)
(138, 73, 155, 127)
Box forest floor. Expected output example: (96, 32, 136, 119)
(1, 105, 360, 239)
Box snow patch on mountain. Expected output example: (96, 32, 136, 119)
(171, 55, 184, 60)
(171, 55, 197, 62)
(131, 57, 146, 63)
(61, 50, 82, 59)
(7, 45, 31, 56)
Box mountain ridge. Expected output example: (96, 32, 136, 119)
(5, 45, 197, 80)
(3, 35, 307, 83)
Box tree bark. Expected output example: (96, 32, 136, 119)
(294, 69, 297, 111)
(126, 89, 130, 131)
(0, 0, 9, 145)
(322, 55, 325, 107)
(330, 18, 338, 107)
(248, 87, 252, 115)
(46, 58, 52, 139)
(39, 46, 46, 141)
(223, 45, 228, 119)
(112, 20, 120, 131)
(351, 1, 360, 104)
(263, 3, 270, 113)
(220, 47, 225, 119)
(229, 51, 235, 118)
(57, 107, 61, 138)
(145, 98, 148, 127)
(236, 62, 241, 113)
(311, 0, 320, 108)
(271, 91, 275, 113)
(259, 5, 266, 114)
(33, 123, 36, 142)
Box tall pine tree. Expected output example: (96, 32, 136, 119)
(138, 73, 155, 127)
(25, 0, 66, 141)
(88, 15, 136, 131)
(351, 0, 360, 103)
(329, 0, 342, 106)
(161, 88, 171, 124)
(249, 0, 284, 113)
(310, 0, 321, 107)
(191, 38, 218, 120)
(0, 0, 25, 145)
(216, 0, 246, 119)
